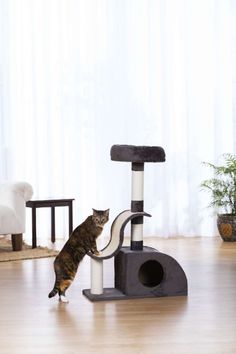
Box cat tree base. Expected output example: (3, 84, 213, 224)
(82, 288, 186, 302)
(82, 288, 127, 301)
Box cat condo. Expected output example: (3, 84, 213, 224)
(83, 145, 187, 301)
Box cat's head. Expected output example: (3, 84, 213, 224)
(92, 208, 109, 227)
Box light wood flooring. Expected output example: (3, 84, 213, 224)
(0, 236, 236, 354)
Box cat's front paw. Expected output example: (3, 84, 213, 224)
(91, 249, 100, 256)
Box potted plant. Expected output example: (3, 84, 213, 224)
(200, 153, 236, 242)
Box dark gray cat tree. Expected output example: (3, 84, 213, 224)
(83, 145, 187, 301)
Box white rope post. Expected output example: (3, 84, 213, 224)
(131, 163, 144, 250)
(131, 170, 144, 201)
(90, 257, 103, 295)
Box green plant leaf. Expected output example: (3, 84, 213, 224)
(200, 154, 236, 214)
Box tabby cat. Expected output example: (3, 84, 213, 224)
(48, 208, 109, 303)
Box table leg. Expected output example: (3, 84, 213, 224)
(68, 202, 73, 236)
(51, 206, 55, 243)
(32, 207, 37, 248)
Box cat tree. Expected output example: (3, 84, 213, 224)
(83, 145, 187, 301)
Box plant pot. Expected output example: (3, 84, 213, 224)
(217, 214, 236, 242)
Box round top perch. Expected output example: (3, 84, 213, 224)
(110, 145, 165, 163)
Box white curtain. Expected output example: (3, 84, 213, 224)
(0, 0, 236, 239)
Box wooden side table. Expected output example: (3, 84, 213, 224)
(26, 198, 74, 248)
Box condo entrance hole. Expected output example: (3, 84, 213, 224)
(138, 260, 164, 287)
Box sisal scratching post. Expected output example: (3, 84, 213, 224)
(130, 163, 144, 250)
(90, 258, 103, 295)
(110, 145, 165, 250)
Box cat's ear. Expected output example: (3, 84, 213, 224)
(92, 208, 97, 215)
(104, 209, 110, 217)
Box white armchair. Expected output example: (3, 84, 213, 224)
(0, 181, 33, 251)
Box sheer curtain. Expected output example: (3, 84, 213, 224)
(0, 0, 235, 239)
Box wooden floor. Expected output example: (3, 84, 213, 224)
(1, 236, 236, 354)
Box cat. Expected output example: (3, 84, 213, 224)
(48, 208, 109, 303)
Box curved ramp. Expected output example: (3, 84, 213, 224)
(88, 210, 151, 260)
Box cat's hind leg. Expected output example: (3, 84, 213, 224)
(58, 279, 72, 303)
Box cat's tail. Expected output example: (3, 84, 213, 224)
(48, 288, 58, 298)
(48, 283, 60, 298)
